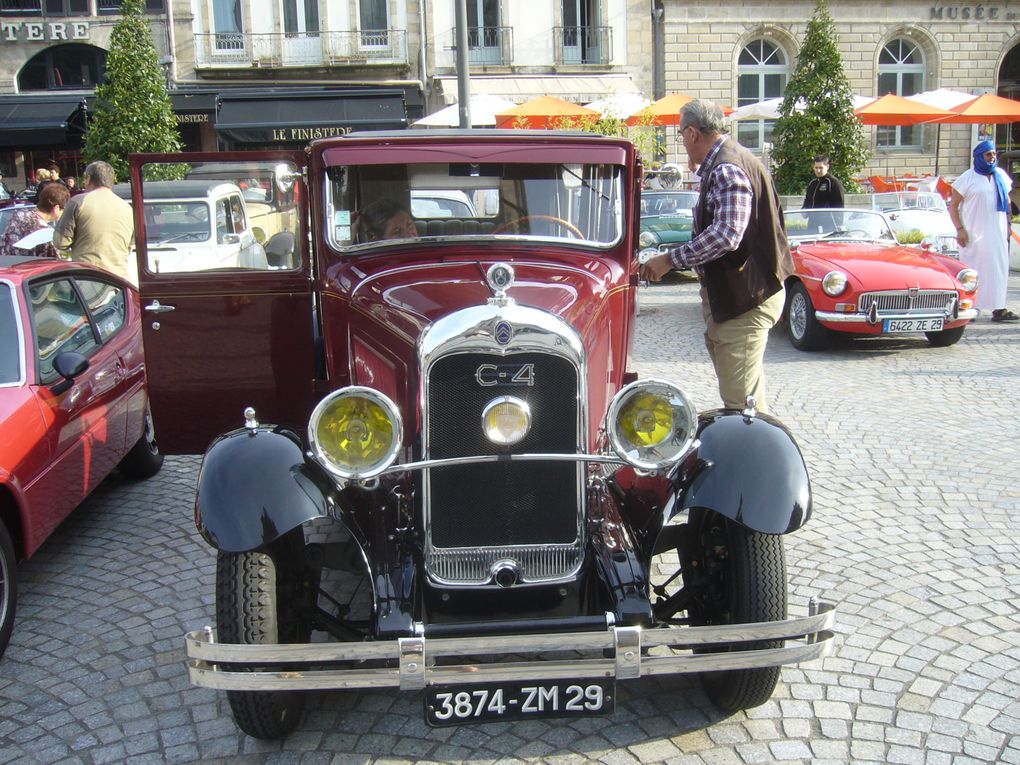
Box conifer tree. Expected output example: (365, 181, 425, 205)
(771, 0, 869, 194)
(84, 0, 180, 181)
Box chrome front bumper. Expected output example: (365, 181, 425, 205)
(185, 601, 836, 692)
(815, 308, 977, 324)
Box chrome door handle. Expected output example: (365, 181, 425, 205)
(144, 300, 176, 314)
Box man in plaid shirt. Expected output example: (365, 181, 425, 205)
(640, 100, 793, 414)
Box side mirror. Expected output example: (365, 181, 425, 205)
(50, 351, 89, 395)
(221, 233, 240, 245)
(274, 163, 300, 193)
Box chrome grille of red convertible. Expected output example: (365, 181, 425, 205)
(857, 290, 957, 314)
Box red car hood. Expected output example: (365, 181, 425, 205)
(795, 242, 961, 288)
(344, 255, 620, 342)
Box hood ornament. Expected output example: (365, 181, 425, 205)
(486, 263, 516, 306)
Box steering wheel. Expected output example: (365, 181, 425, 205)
(493, 215, 583, 239)
(846, 229, 871, 239)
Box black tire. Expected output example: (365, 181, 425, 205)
(119, 404, 164, 479)
(686, 508, 787, 712)
(216, 529, 313, 740)
(786, 282, 829, 351)
(0, 522, 16, 659)
(926, 325, 965, 347)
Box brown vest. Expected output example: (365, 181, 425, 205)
(694, 138, 793, 323)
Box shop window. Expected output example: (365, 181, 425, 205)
(18, 43, 105, 91)
(736, 39, 788, 151)
(877, 38, 925, 149)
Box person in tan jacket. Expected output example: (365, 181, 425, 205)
(53, 161, 135, 284)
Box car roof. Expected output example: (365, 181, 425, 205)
(0, 255, 134, 287)
(112, 181, 242, 201)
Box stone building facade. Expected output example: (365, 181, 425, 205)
(657, 0, 1020, 179)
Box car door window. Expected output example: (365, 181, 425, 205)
(77, 278, 125, 343)
(29, 278, 99, 382)
(0, 282, 22, 385)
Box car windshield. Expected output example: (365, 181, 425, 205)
(871, 192, 948, 213)
(326, 161, 624, 250)
(144, 202, 212, 244)
(641, 192, 698, 216)
(0, 282, 21, 385)
(785, 209, 898, 243)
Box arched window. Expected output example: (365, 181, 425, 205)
(736, 40, 789, 151)
(878, 38, 926, 148)
(18, 44, 106, 91)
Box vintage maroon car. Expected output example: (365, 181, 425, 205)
(0, 255, 163, 657)
(784, 208, 978, 351)
(128, 135, 835, 740)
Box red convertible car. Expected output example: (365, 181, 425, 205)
(0, 255, 163, 657)
(784, 208, 978, 351)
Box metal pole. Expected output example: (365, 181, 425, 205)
(454, 0, 472, 128)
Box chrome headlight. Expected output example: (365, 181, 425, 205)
(956, 268, 978, 293)
(821, 270, 848, 296)
(606, 380, 697, 471)
(482, 396, 531, 446)
(308, 387, 402, 480)
(639, 230, 658, 248)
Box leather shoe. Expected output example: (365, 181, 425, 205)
(991, 309, 1020, 322)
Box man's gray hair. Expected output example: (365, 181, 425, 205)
(83, 160, 117, 189)
(680, 100, 728, 135)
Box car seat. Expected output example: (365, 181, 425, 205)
(266, 231, 296, 269)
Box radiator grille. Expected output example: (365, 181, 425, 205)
(426, 351, 582, 582)
(858, 290, 957, 314)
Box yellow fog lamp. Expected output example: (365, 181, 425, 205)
(606, 380, 697, 470)
(482, 396, 532, 446)
(308, 386, 402, 480)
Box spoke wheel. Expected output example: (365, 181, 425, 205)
(684, 508, 787, 712)
(787, 282, 828, 351)
(216, 529, 316, 740)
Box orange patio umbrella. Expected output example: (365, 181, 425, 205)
(936, 92, 1020, 124)
(853, 94, 954, 125)
(625, 93, 732, 126)
(494, 96, 599, 129)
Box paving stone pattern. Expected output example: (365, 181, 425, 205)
(2, 275, 1019, 765)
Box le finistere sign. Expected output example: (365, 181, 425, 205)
(1, 21, 90, 42)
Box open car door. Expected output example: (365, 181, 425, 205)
(129, 152, 318, 454)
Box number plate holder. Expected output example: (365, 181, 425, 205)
(882, 317, 944, 333)
(425, 679, 615, 726)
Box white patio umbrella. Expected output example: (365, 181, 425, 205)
(585, 92, 650, 120)
(412, 95, 517, 128)
(729, 95, 875, 121)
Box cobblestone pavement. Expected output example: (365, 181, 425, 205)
(2, 275, 1019, 765)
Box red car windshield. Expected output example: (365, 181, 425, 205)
(325, 161, 624, 250)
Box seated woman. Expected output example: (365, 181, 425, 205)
(358, 198, 417, 241)
(0, 182, 70, 258)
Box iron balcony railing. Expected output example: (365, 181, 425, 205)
(554, 25, 612, 65)
(194, 29, 408, 69)
(457, 25, 513, 66)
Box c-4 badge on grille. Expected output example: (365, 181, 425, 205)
(494, 320, 514, 345)
(476, 363, 535, 387)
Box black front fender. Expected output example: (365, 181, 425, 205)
(673, 409, 811, 535)
(195, 426, 333, 552)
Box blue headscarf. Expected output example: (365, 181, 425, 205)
(972, 140, 1009, 213)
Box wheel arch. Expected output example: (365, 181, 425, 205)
(0, 481, 25, 561)
(195, 426, 336, 553)
(667, 410, 812, 536)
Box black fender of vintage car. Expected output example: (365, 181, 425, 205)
(195, 425, 340, 553)
(669, 408, 812, 535)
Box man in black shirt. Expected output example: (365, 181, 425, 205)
(802, 154, 845, 209)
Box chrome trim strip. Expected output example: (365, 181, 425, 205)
(0, 279, 27, 388)
(377, 452, 628, 476)
(816, 308, 977, 324)
(185, 603, 837, 691)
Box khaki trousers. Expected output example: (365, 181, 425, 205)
(700, 285, 786, 414)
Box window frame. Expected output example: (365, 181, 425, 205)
(736, 39, 789, 152)
(877, 38, 926, 150)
